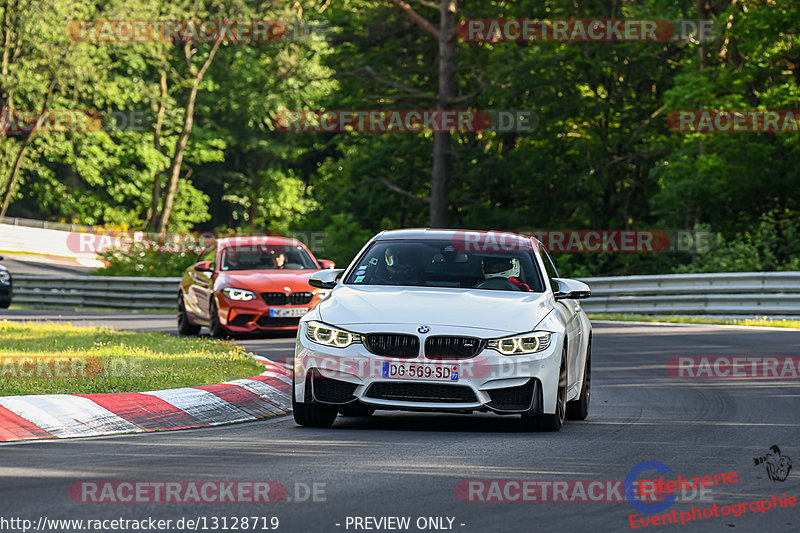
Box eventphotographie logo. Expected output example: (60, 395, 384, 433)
(753, 446, 793, 482)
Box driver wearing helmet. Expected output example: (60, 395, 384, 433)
(384, 246, 424, 285)
(482, 256, 531, 291)
(222, 249, 240, 271)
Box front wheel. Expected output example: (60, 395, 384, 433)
(208, 298, 229, 339)
(521, 347, 567, 432)
(292, 381, 338, 428)
(177, 294, 200, 336)
(566, 338, 591, 420)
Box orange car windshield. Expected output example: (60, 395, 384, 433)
(219, 245, 316, 271)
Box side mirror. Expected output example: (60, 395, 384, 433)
(194, 261, 213, 272)
(553, 278, 591, 300)
(318, 259, 336, 269)
(309, 268, 344, 289)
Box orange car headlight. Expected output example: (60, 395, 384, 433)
(222, 288, 257, 301)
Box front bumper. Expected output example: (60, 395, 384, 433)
(217, 294, 319, 332)
(293, 322, 563, 414)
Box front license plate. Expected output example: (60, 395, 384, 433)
(269, 307, 308, 318)
(381, 362, 459, 381)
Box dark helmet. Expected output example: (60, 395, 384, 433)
(482, 256, 521, 279)
(384, 247, 420, 282)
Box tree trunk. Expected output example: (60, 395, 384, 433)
(0, 74, 56, 217)
(154, 38, 223, 233)
(692, 0, 707, 266)
(0, 0, 18, 194)
(144, 67, 168, 230)
(696, 0, 706, 158)
(0, 134, 32, 217)
(154, 83, 198, 234)
(429, 0, 456, 228)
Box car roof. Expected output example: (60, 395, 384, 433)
(374, 228, 543, 247)
(216, 235, 305, 248)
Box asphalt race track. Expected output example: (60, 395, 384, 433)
(1, 311, 799, 532)
(0, 255, 95, 276)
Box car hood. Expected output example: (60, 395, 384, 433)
(317, 285, 553, 335)
(215, 270, 318, 291)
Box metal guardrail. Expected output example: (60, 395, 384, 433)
(0, 216, 93, 233)
(9, 272, 800, 316)
(577, 272, 800, 316)
(12, 275, 181, 310)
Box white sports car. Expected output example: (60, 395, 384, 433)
(292, 229, 592, 431)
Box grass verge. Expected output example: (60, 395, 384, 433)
(0, 320, 265, 396)
(588, 313, 800, 329)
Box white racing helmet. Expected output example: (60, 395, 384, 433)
(482, 256, 521, 279)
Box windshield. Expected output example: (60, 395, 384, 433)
(219, 245, 317, 271)
(343, 238, 544, 292)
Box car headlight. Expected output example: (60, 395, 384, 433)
(306, 321, 361, 348)
(0, 270, 9, 284)
(487, 332, 552, 355)
(222, 288, 256, 301)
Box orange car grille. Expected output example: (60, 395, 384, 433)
(261, 292, 314, 305)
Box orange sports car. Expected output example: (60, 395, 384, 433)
(178, 236, 335, 337)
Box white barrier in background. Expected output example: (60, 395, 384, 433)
(0, 223, 97, 260)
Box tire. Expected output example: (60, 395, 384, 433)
(338, 402, 375, 417)
(208, 298, 229, 339)
(521, 347, 567, 432)
(0, 299, 9, 309)
(177, 294, 200, 336)
(566, 338, 591, 421)
(292, 379, 338, 428)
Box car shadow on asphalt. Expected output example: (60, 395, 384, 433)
(321, 412, 588, 434)
(199, 330, 298, 341)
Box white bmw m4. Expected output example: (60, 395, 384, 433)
(292, 229, 592, 431)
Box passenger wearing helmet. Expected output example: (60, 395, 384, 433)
(482, 256, 531, 291)
(272, 251, 287, 269)
(384, 246, 424, 285)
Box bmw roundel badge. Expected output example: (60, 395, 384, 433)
(418, 325, 430, 334)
